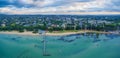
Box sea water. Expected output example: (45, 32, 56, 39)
(0, 33, 120, 58)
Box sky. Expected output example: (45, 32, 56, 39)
(0, 0, 120, 15)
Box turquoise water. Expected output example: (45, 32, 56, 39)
(0, 33, 120, 58)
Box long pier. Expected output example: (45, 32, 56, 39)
(39, 30, 50, 56)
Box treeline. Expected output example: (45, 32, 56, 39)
(0, 23, 119, 33)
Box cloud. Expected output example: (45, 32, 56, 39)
(0, 0, 120, 14)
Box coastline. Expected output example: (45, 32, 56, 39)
(0, 30, 119, 36)
(0, 31, 39, 36)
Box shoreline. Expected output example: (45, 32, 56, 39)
(0, 30, 119, 36)
(0, 31, 39, 36)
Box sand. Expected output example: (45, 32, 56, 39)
(0, 30, 119, 36)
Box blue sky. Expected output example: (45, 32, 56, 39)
(0, 0, 120, 14)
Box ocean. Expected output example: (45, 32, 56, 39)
(0, 33, 120, 58)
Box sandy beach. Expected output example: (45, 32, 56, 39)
(0, 31, 39, 35)
(0, 30, 119, 36)
(46, 30, 118, 36)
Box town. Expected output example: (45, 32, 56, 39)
(0, 15, 120, 33)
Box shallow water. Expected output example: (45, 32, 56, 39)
(0, 33, 120, 58)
